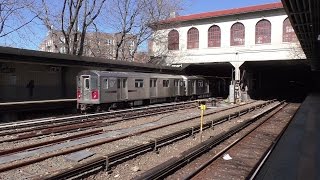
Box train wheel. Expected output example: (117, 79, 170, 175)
(95, 106, 101, 112)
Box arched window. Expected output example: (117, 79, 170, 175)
(208, 25, 221, 47)
(187, 27, 199, 49)
(168, 30, 179, 50)
(256, 19, 271, 44)
(230, 23, 245, 46)
(283, 18, 297, 42)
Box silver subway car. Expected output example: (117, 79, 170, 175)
(77, 70, 210, 112)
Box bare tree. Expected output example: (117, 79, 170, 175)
(0, 0, 37, 38)
(108, 0, 182, 61)
(36, 0, 107, 55)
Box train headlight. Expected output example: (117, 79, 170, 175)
(92, 90, 99, 100)
(77, 90, 81, 99)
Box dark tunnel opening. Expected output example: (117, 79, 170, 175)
(184, 60, 312, 103)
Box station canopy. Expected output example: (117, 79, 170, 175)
(282, 0, 320, 70)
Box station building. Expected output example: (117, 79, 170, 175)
(150, 2, 310, 102)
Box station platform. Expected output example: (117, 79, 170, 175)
(0, 99, 76, 113)
(256, 93, 320, 180)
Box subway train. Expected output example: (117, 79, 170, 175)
(77, 70, 210, 112)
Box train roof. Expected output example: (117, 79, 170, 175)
(78, 70, 205, 79)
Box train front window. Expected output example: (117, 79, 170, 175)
(84, 78, 90, 89)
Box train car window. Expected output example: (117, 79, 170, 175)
(103, 78, 108, 89)
(109, 79, 116, 88)
(198, 80, 203, 87)
(123, 79, 127, 88)
(91, 78, 98, 88)
(135, 79, 144, 88)
(163, 80, 169, 87)
(85, 78, 90, 89)
(192, 81, 195, 87)
(150, 79, 157, 87)
(117, 79, 121, 88)
(174, 80, 179, 87)
(180, 81, 185, 87)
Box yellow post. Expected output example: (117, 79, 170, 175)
(200, 104, 206, 132)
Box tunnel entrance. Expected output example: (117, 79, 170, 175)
(183, 62, 233, 98)
(182, 60, 311, 102)
(242, 60, 311, 102)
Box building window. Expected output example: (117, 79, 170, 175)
(256, 19, 271, 44)
(135, 79, 144, 88)
(283, 18, 297, 42)
(208, 25, 221, 47)
(60, 37, 66, 43)
(163, 80, 169, 87)
(59, 47, 66, 53)
(106, 39, 112, 45)
(168, 30, 179, 50)
(128, 40, 134, 47)
(231, 22, 245, 46)
(187, 27, 199, 49)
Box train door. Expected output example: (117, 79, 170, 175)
(150, 78, 157, 97)
(192, 80, 196, 94)
(117, 78, 128, 100)
(174, 79, 180, 96)
(205, 81, 210, 93)
(82, 75, 91, 100)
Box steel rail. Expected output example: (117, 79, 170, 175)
(133, 101, 283, 180)
(183, 102, 287, 180)
(0, 101, 197, 139)
(39, 100, 275, 180)
(0, 129, 103, 157)
(247, 102, 301, 180)
(0, 100, 198, 131)
(0, 101, 255, 161)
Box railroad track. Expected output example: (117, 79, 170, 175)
(35, 100, 275, 180)
(133, 102, 299, 180)
(0, 98, 250, 149)
(185, 103, 300, 180)
(0, 100, 201, 142)
(0, 100, 261, 175)
(0, 100, 199, 132)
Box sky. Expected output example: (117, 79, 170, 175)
(0, 0, 281, 51)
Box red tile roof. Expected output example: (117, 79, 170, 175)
(161, 2, 283, 24)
